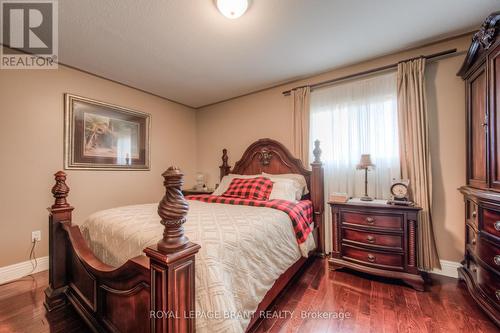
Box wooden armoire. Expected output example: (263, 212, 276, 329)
(458, 11, 500, 327)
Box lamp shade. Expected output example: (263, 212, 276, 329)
(356, 154, 375, 169)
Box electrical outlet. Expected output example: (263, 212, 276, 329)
(31, 230, 41, 243)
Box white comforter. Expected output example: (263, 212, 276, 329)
(80, 200, 315, 333)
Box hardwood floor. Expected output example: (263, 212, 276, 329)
(0, 272, 87, 333)
(0, 258, 497, 333)
(251, 259, 498, 333)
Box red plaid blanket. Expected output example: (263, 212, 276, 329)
(221, 176, 273, 200)
(185, 195, 314, 244)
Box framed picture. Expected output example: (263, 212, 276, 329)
(64, 94, 150, 170)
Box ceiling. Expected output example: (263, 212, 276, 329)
(59, 0, 500, 108)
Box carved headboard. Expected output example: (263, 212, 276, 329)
(220, 138, 309, 186)
(219, 138, 325, 255)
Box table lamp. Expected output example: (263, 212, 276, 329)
(356, 154, 375, 201)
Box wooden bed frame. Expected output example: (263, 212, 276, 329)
(44, 138, 324, 333)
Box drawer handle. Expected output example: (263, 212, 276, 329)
(472, 211, 477, 218)
(471, 238, 476, 245)
(494, 255, 500, 266)
(495, 221, 500, 231)
(366, 235, 375, 243)
(496, 290, 500, 301)
(367, 254, 376, 262)
(366, 217, 376, 224)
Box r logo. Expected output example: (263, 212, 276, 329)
(1, 1, 54, 54)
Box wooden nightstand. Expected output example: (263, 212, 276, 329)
(329, 199, 424, 291)
(182, 188, 214, 196)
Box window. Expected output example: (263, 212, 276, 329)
(310, 72, 399, 200)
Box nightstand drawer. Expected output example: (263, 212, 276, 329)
(343, 228, 403, 250)
(342, 245, 404, 270)
(342, 211, 402, 230)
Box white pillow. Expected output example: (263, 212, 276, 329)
(262, 172, 309, 198)
(268, 179, 299, 202)
(212, 174, 261, 196)
(264, 175, 304, 201)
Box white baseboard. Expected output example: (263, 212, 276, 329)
(430, 260, 461, 279)
(0, 256, 49, 285)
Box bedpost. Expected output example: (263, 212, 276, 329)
(44, 171, 73, 311)
(311, 140, 325, 257)
(219, 148, 231, 181)
(144, 167, 201, 333)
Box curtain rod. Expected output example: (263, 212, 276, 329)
(282, 48, 458, 96)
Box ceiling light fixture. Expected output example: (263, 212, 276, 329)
(216, 0, 249, 19)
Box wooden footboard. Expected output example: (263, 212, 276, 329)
(44, 168, 200, 333)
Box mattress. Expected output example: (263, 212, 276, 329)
(80, 199, 315, 333)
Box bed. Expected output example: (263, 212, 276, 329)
(44, 138, 325, 333)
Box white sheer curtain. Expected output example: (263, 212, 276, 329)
(310, 72, 400, 253)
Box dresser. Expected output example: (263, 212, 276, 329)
(328, 200, 424, 291)
(457, 12, 500, 326)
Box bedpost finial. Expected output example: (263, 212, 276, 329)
(313, 140, 322, 164)
(222, 149, 228, 164)
(157, 166, 189, 253)
(51, 171, 70, 209)
(220, 148, 231, 181)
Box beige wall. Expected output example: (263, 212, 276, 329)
(426, 55, 466, 263)
(197, 35, 471, 262)
(0, 65, 197, 267)
(0, 34, 471, 268)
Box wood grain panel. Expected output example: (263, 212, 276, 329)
(466, 199, 479, 229)
(466, 223, 478, 255)
(68, 253, 97, 312)
(490, 43, 500, 190)
(467, 66, 488, 188)
(101, 285, 150, 333)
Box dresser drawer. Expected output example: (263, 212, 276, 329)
(483, 209, 500, 238)
(477, 265, 500, 306)
(343, 228, 403, 250)
(342, 245, 404, 270)
(342, 211, 402, 231)
(477, 237, 500, 272)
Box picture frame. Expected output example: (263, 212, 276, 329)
(64, 94, 151, 170)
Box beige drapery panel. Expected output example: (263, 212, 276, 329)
(397, 58, 440, 270)
(291, 87, 311, 164)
